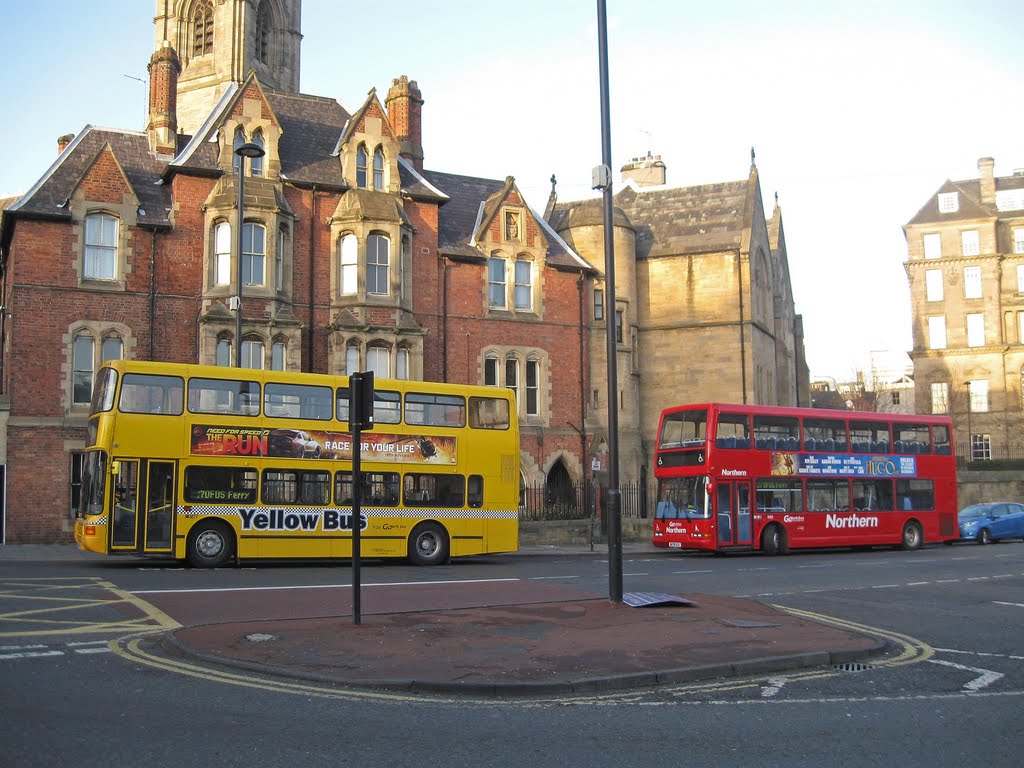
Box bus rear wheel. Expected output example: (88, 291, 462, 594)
(186, 520, 235, 568)
(900, 521, 923, 551)
(408, 522, 449, 566)
(761, 524, 787, 556)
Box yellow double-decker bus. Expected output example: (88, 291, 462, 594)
(74, 361, 519, 567)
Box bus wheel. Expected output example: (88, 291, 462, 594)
(900, 521, 923, 551)
(761, 525, 785, 556)
(408, 522, 449, 566)
(186, 520, 235, 568)
(977, 528, 993, 545)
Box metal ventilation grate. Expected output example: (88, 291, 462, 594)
(833, 662, 876, 672)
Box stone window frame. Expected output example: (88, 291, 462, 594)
(328, 221, 406, 307)
(63, 321, 133, 413)
(191, 0, 215, 58)
(481, 346, 550, 423)
(71, 199, 137, 292)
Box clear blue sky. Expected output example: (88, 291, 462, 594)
(2, 0, 1022, 380)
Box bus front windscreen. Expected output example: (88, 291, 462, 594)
(655, 475, 709, 520)
(658, 409, 708, 449)
(78, 450, 108, 518)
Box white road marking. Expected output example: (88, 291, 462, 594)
(994, 601, 1024, 608)
(761, 677, 788, 698)
(0, 650, 64, 660)
(928, 659, 1004, 692)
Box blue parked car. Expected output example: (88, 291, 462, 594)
(957, 502, 1024, 545)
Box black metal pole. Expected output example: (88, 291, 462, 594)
(234, 155, 245, 368)
(351, 419, 362, 625)
(597, 0, 622, 604)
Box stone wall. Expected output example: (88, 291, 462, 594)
(958, 471, 1024, 507)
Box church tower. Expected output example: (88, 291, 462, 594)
(153, 0, 302, 135)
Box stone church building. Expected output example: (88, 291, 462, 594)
(0, 0, 807, 542)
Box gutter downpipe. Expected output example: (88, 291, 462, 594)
(442, 254, 449, 382)
(149, 227, 157, 360)
(307, 184, 317, 372)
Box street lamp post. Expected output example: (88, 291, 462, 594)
(234, 142, 266, 368)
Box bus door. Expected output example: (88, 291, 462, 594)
(716, 480, 753, 547)
(110, 459, 175, 553)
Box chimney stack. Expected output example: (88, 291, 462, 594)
(978, 157, 995, 204)
(57, 134, 74, 155)
(621, 151, 666, 187)
(385, 76, 424, 172)
(147, 41, 181, 156)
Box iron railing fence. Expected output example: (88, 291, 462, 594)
(955, 442, 1024, 469)
(519, 480, 649, 521)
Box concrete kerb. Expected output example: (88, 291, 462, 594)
(159, 625, 889, 698)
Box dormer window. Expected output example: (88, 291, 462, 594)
(937, 192, 959, 213)
(250, 130, 265, 176)
(192, 1, 214, 57)
(232, 127, 245, 172)
(356, 145, 368, 188)
(373, 147, 385, 190)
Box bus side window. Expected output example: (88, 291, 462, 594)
(468, 475, 483, 508)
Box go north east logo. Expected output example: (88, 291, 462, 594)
(238, 508, 368, 532)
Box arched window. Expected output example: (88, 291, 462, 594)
(84, 213, 118, 280)
(241, 337, 265, 370)
(339, 234, 357, 295)
(72, 333, 95, 406)
(525, 358, 540, 416)
(192, 1, 215, 57)
(216, 335, 232, 367)
(366, 234, 390, 295)
(250, 130, 265, 176)
(505, 356, 520, 403)
(484, 355, 499, 386)
(367, 346, 390, 379)
(214, 221, 231, 285)
(356, 145, 368, 188)
(271, 338, 286, 371)
(345, 345, 359, 374)
(514, 257, 532, 311)
(276, 225, 288, 289)
(242, 223, 266, 285)
(255, 1, 271, 63)
(232, 127, 246, 173)
(396, 348, 410, 380)
(373, 146, 385, 190)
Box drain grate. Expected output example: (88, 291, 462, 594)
(833, 661, 876, 672)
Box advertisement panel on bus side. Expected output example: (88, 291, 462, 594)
(190, 425, 456, 464)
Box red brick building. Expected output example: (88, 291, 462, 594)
(0, 1, 807, 542)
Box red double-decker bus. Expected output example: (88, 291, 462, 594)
(652, 403, 958, 554)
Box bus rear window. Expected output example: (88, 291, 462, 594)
(659, 409, 707, 449)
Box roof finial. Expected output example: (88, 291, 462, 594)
(750, 146, 756, 167)
(550, 174, 557, 195)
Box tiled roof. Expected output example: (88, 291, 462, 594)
(267, 90, 350, 187)
(8, 126, 172, 227)
(614, 179, 749, 259)
(906, 173, 1024, 226)
(550, 177, 752, 260)
(422, 169, 591, 270)
(423, 170, 505, 260)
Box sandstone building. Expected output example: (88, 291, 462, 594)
(0, 0, 807, 542)
(904, 157, 1024, 460)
